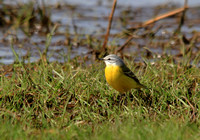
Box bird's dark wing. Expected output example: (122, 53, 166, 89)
(121, 65, 140, 83)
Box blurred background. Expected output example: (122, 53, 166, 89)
(0, 0, 199, 64)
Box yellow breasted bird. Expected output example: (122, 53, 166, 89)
(101, 54, 146, 93)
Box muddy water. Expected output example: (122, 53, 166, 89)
(0, 0, 200, 64)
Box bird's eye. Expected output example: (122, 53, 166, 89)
(108, 58, 111, 60)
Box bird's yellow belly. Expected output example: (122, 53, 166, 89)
(105, 65, 139, 93)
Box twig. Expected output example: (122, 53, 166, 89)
(102, 0, 117, 52)
(115, 36, 134, 53)
(128, 6, 188, 31)
(174, 0, 188, 34)
(116, 25, 162, 53)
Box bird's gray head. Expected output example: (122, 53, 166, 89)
(101, 54, 124, 66)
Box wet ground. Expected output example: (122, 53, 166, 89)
(0, 0, 200, 64)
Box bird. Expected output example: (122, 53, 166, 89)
(100, 54, 146, 93)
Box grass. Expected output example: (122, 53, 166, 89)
(0, 45, 199, 139)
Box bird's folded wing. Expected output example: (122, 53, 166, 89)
(121, 65, 140, 83)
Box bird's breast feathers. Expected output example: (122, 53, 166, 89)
(105, 65, 143, 92)
(105, 65, 122, 83)
(105, 65, 127, 92)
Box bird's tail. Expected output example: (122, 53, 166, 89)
(138, 84, 148, 89)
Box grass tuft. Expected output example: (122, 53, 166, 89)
(0, 48, 199, 139)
